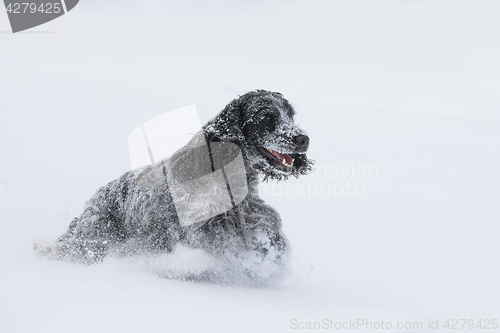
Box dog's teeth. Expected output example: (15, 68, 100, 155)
(281, 159, 286, 165)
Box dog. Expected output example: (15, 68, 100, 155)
(36, 90, 312, 284)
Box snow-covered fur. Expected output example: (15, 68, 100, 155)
(36, 90, 312, 285)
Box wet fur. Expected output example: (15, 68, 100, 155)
(36, 90, 312, 283)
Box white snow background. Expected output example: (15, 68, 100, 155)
(0, 0, 499, 332)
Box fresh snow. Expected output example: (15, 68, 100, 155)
(0, 0, 499, 332)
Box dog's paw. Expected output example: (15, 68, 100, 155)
(33, 239, 58, 259)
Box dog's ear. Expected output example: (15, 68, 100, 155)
(204, 96, 246, 143)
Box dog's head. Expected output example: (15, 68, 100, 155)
(204, 90, 313, 181)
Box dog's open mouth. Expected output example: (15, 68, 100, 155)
(259, 147, 294, 168)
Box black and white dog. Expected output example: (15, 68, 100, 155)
(37, 90, 312, 284)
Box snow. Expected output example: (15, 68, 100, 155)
(1, 0, 499, 332)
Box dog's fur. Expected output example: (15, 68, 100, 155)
(36, 90, 312, 283)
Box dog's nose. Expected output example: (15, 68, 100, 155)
(295, 135, 309, 147)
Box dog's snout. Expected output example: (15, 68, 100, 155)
(294, 135, 309, 147)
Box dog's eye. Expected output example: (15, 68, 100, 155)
(261, 114, 276, 133)
(263, 114, 273, 122)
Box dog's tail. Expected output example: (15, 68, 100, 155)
(33, 239, 59, 260)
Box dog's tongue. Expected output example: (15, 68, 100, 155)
(283, 154, 293, 166)
(273, 151, 293, 166)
